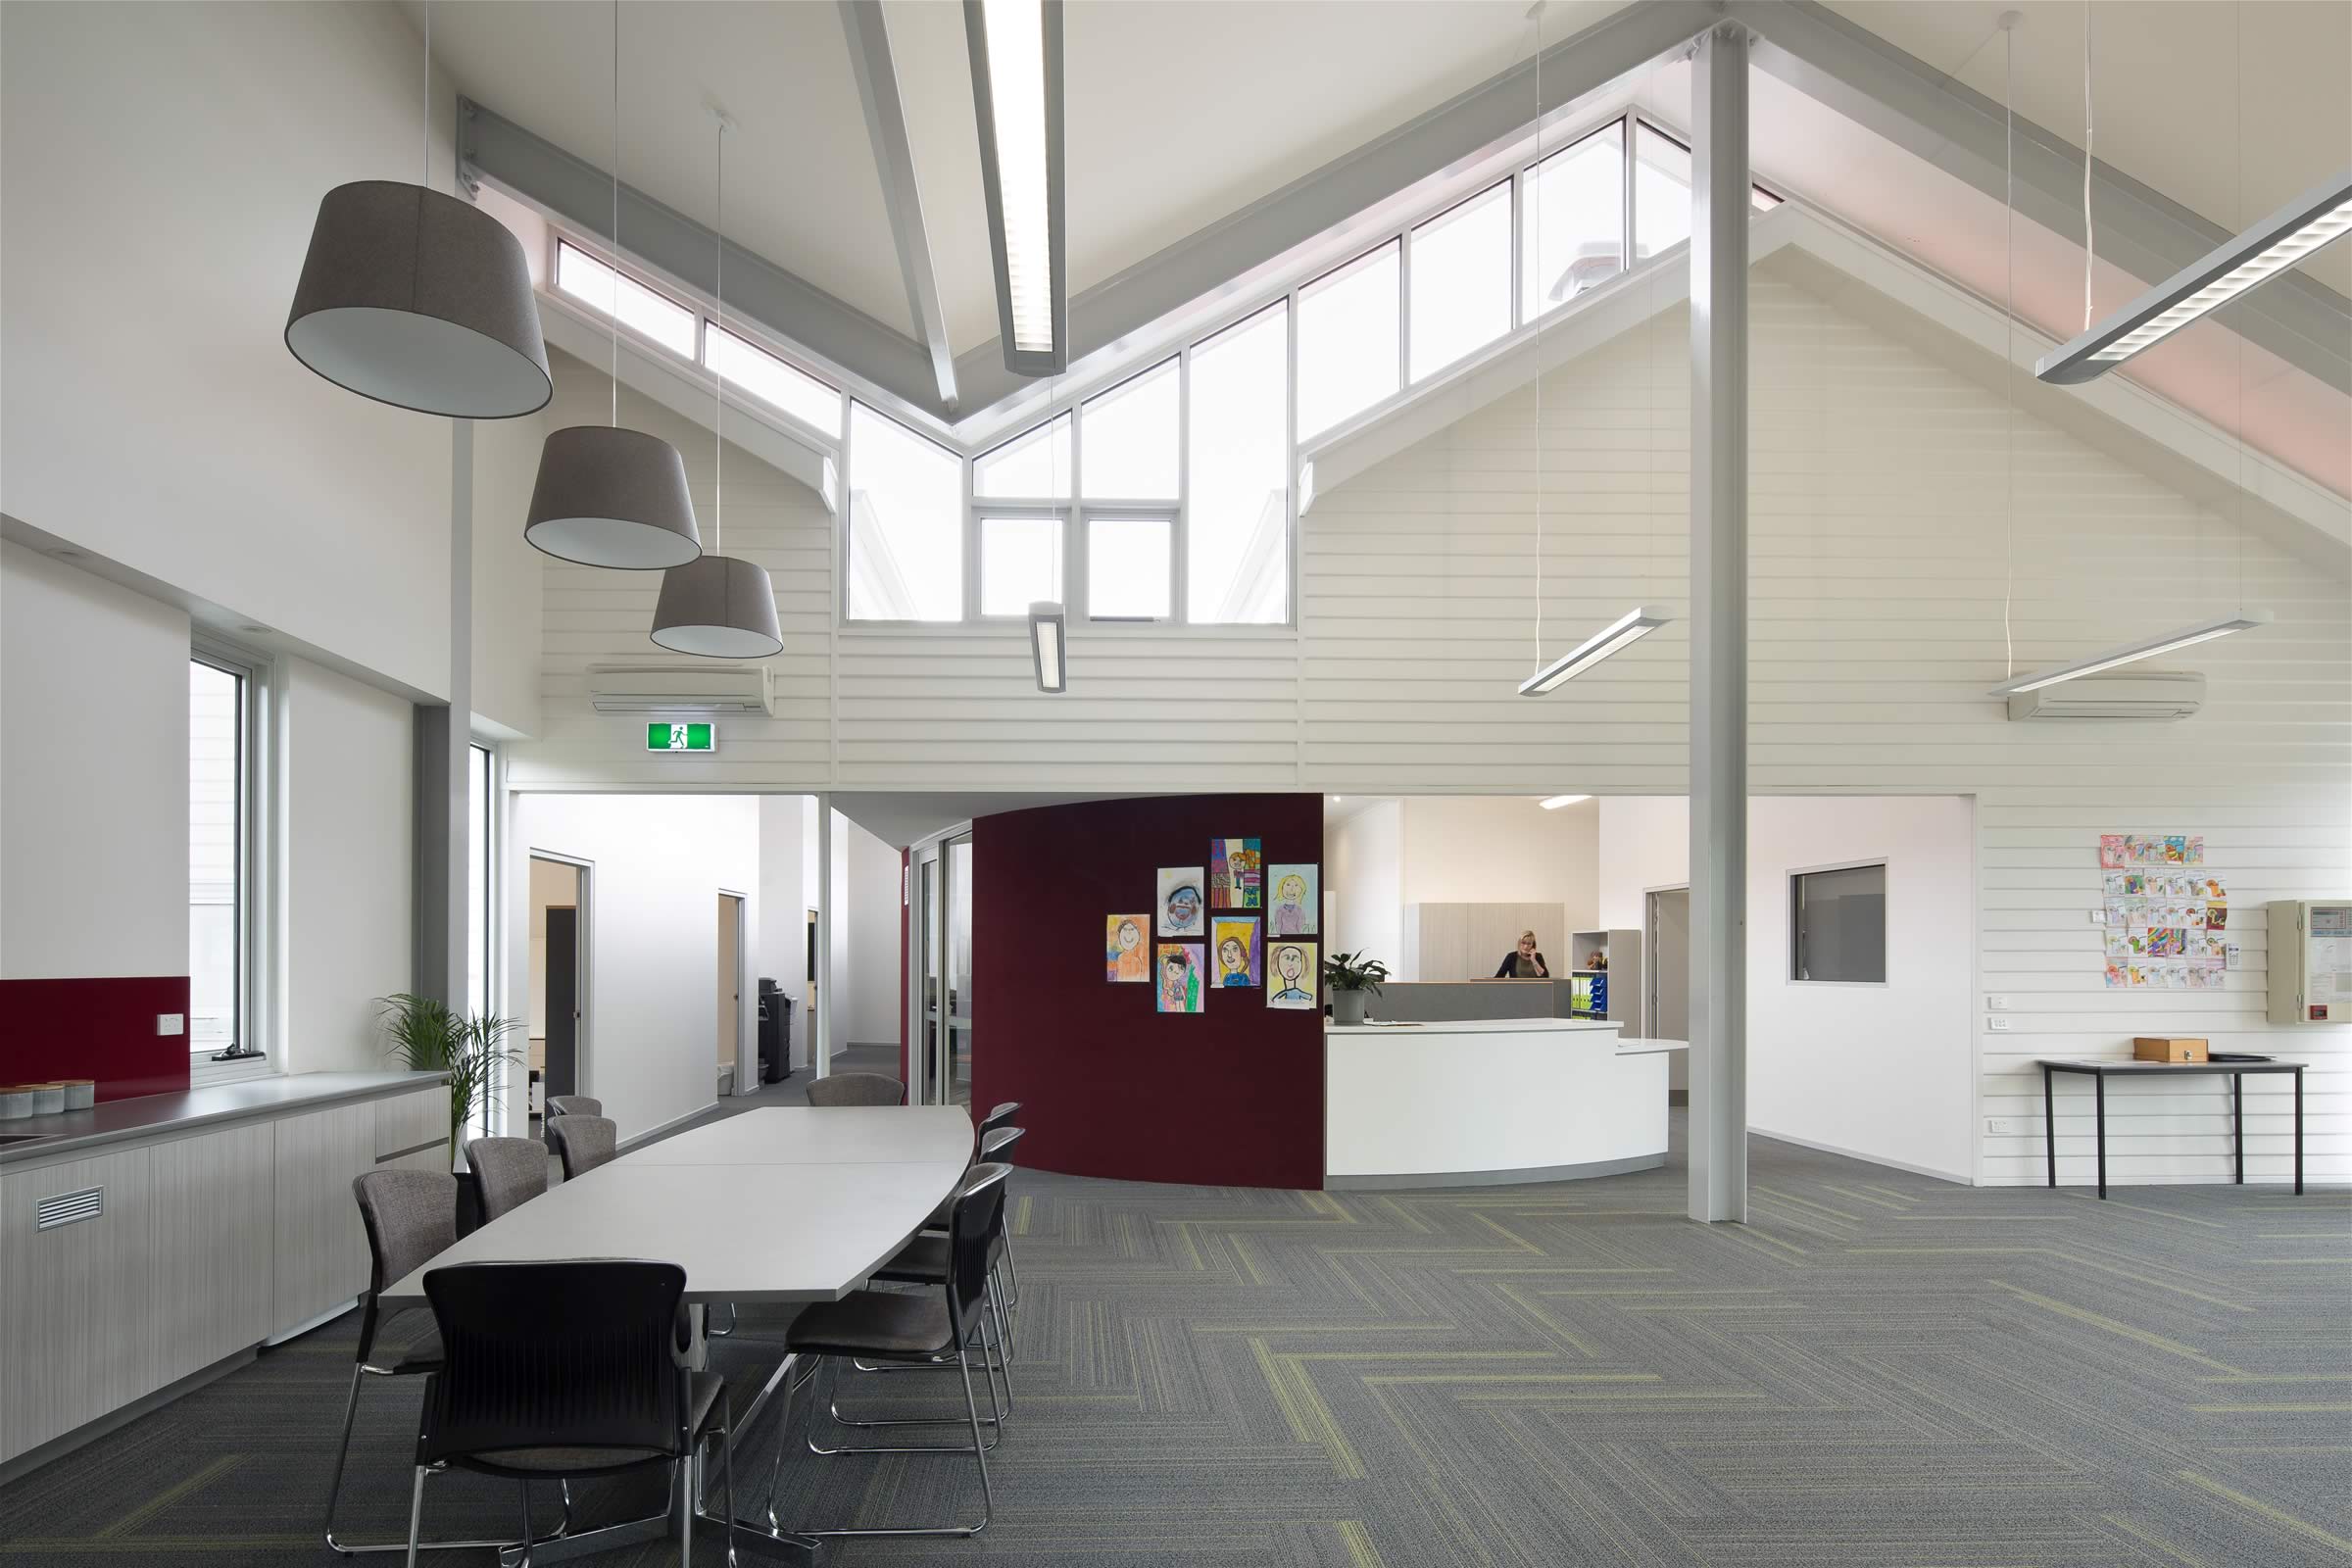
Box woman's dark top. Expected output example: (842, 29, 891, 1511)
(1494, 952, 1549, 979)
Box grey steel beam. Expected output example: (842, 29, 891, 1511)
(1740, 0, 2351, 396)
(458, 97, 945, 416)
(839, 0, 959, 409)
(1689, 22, 1749, 1227)
(948, 0, 1725, 412)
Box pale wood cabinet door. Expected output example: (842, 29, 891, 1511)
(271, 1102, 375, 1335)
(0, 1146, 156, 1463)
(148, 1123, 275, 1386)
(373, 1087, 448, 1165)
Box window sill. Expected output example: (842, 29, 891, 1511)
(189, 1053, 278, 1089)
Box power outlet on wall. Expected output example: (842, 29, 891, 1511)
(156, 1013, 184, 1036)
(1986, 1016, 2013, 1031)
(1985, 1116, 2017, 1135)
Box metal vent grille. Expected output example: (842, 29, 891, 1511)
(35, 1186, 104, 1231)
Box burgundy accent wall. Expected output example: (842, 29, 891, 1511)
(0, 977, 192, 1102)
(971, 794, 1324, 1189)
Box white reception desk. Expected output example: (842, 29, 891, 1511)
(1325, 1017, 1677, 1189)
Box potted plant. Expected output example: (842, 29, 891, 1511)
(378, 993, 524, 1166)
(1321, 951, 1391, 1025)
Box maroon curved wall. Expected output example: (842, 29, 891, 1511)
(970, 794, 1324, 1189)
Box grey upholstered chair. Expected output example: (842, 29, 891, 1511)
(466, 1136, 548, 1224)
(328, 1169, 567, 1555)
(805, 1072, 905, 1107)
(547, 1113, 618, 1181)
(545, 1095, 602, 1119)
(976, 1101, 1022, 1139)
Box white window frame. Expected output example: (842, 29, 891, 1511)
(970, 505, 1073, 621)
(1079, 506, 1180, 624)
(189, 635, 272, 1064)
(1788, 858, 1890, 988)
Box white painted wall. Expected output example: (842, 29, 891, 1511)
(513, 794, 760, 1142)
(758, 795, 816, 1067)
(282, 658, 414, 1074)
(832, 810, 902, 1046)
(1329, 800, 1404, 972)
(1, 2, 465, 699)
(0, 543, 190, 979)
(1596, 796, 1977, 1183)
(470, 414, 548, 738)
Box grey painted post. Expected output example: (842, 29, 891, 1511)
(1688, 23, 1749, 1225)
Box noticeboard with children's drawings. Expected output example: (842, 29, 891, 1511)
(2099, 834, 2230, 989)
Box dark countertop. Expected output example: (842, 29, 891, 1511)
(0, 1071, 449, 1165)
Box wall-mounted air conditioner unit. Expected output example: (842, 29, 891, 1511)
(2004, 670, 2204, 722)
(587, 662, 775, 715)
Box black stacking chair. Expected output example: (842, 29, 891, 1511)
(547, 1114, 617, 1180)
(465, 1135, 548, 1224)
(544, 1095, 602, 1119)
(804, 1071, 905, 1106)
(326, 1170, 566, 1556)
(407, 1260, 737, 1568)
(765, 1164, 1009, 1541)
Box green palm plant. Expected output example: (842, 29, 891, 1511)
(377, 993, 524, 1163)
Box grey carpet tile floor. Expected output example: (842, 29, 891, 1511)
(3, 1128, 2346, 1567)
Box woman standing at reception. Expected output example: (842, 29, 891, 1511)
(1493, 930, 1549, 979)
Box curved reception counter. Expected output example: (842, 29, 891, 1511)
(1325, 1018, 1676, 1189)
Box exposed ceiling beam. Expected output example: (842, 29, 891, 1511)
(949, 0, 1725, 412)
(1738, 0, 2352, 397)
(838, 0, 959, 410)
(458, 97, 946, 421)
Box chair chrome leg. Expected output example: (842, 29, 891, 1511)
(678, 1454, 693, 1568)
(322, 1365, 367, 1552)
(710, 1301, 737, 1338)
(720, 1410, 741, 1568)
(403, 1467, 430, 1568)
(793, 1349, 994, 1539)
(515, 1480, 533, 1568)
(763, 1351, 803, 1533)
(956, 1344, 997, 1533)
(817, 1326, 1003, 1449)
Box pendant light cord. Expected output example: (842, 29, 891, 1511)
(712, 113, 727, 558)
(1529, 0, 1545, 671)
(2081, 3, 2094, 331)
(421, 2, 432, 186)
(611, 0, 621, 429)
(2001, 12, 2018, 680)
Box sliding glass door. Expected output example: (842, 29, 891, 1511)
(910, 829, 976, 1107)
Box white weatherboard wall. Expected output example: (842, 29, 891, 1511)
(513, 794, 760, 1142)
(1, 3, 465, 699)
(0, 543, 190, 980)
(501, 250, 2348, 1185)
(1597, 796, 1977, 1183)
(283, 659, 415, 1074)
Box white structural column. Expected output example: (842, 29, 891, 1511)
(414, 420, 474, 1012)
(1687, 23, 1749, 1224)
(813, 791, 834, 1078)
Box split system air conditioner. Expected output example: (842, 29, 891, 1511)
(587, 662, 774, 715)
(2004, 670, 2204, 722)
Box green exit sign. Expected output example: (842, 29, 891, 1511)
(648, 722, 716, 753)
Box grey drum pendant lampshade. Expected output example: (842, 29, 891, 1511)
(650, 554, 783, 658)
(523, 425, 703, 568)
(285, 181, 552, 418)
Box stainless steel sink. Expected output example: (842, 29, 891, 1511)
(0, 1132, 59, 1146)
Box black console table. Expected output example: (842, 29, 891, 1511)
(2039, 1058, 2304, 1200)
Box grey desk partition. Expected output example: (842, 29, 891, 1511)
(1366, 981, 1570, 1022)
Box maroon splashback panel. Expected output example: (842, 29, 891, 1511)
(971, 794, 1324, 1189)
(0, 977, 192, 1102)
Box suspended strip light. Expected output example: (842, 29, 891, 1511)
(651, 109, 783, 660)
(1518, 607, 1672, 695)
(965, 0, 1066, 375)
(524, 0, 701, 569)
(1984, 612, 2270, 696)
(1029, 601, 1067, 692)
(286, 6, 548, 416)
(2035, 171, 2352, 384)
(1538, 795, 1591, 809)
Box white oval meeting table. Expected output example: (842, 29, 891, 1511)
(381, 1104, 976, 1563)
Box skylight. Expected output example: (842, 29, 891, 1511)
(554, 240, 697, 360)
(704, 322, 844, 438)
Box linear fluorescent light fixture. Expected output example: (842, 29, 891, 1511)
(966, 0, 1066, 376)
(2036, 171, 2352, 384)
(1030, 600, 1067, 692)
(1538, 795, 1591, 809)
(1985, 612, 2270, 696)
(1518, 607, 1671, 695)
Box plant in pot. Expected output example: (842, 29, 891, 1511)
(1321, 951, 1390, 1025)
(378, 993, 524, 1167)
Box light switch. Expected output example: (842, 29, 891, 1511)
(156, 1013, 184, 1036)
(1986, 995, 2009, 1010)
(2088, 908, 2107, 924)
